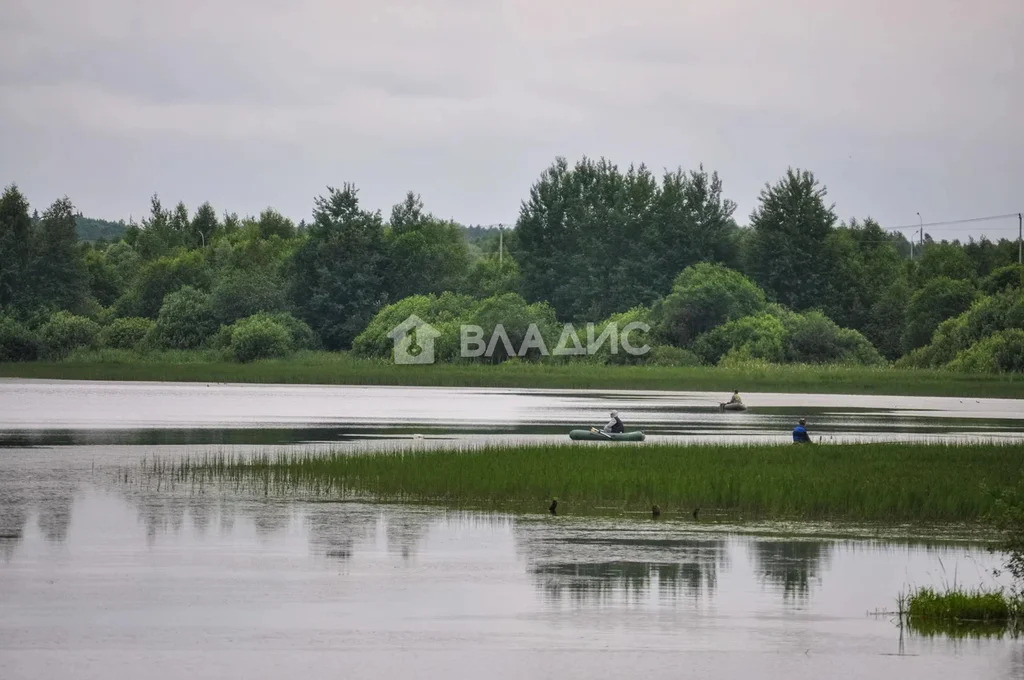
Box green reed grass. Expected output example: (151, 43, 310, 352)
(907, 587, 1016, 622)
(161, 441, 1024, 522)
(3, 349, 1022, 397)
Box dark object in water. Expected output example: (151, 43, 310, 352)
(652, 504, 661, 518)
(549, 499, 558, 515)
(692, 507, 700, 519)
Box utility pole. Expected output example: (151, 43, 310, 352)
(921, 209, 929, 255)
(917, 211, 924, 255)
(498, 225, 504, 267)
(1018, 212, 1022, 265)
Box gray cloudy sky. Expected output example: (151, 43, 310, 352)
(2, 0, 1022, 241)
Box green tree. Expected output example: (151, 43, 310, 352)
(32, 197, 89, 312)
(115, 250, 211, 318)
(745, 168, 837, 310)
(917, 241, 974, 283)
(255, 208, 295, 240)
(130, 194, 176, 259)
(190, 202, 219, 247)
(648, 165, 741, 291)
(901, 277, 978, 352)
(515, 157, 732, 321)
(0, 185, 34, 312)
(386, 192, 470, 299)
(982, 264, 1024, 294)
(653, 263, 766, 347)
(83, 247, 121, 307)
(210, 267, 288, 324)
(463, 254, 522, 298)
(104, 241, 142, 291)
(288, 184, 390, 349)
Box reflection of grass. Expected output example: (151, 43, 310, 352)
(160, 441, 1024, 521)
(3, 349, 1023, 397)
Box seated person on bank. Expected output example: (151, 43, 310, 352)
(792, 418, 811, 444)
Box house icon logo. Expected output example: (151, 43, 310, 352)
(387, 315, 441, 364)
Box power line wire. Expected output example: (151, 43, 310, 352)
(885, 213, 1019, 231)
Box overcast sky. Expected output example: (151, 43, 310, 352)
(1, 0, 1021, 241)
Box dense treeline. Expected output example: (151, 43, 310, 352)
(1, 157, 1021, 371)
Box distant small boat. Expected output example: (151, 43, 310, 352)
(569, 429, 646, 442)
(720, 402, 747, 411)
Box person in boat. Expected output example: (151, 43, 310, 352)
(727, 390, 742, 405)
(792, 418, 812, 444)
(602, 410, 625, 434)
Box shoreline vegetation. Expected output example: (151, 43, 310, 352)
(2, 350, 1022, 398)
(149, 441, 1024, 523)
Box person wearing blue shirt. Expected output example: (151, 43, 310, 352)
(793, 418, 811, 444)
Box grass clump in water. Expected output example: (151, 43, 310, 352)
(907, 587, 1015, 623)
(164, 441, 1024, 522)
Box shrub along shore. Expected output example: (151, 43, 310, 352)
(2, 349, 1023, 398)
(160, 441, 1024, 523)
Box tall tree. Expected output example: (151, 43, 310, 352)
(821, 217, 908, 356)
(648, 165, 740, 292)
(387, 192, 470, 299)
(190, 202, 219, 247)
(131, 194, 175, 259)
(515, 156, 739, 321)
(32, 197, 89, 311)
(289, 184, 389, 349)
(745, 168, 837, 310)
(0, 184, 34, 312)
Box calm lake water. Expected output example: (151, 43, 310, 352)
(2, 379, 1024, 679)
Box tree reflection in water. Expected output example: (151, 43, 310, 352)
(514, 524, 730, 606)
(749, 539, 833, 602)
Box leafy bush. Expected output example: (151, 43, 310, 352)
(39, 311, 100, 359)
(151, 286, 217, 349)
(947, 329, 1024, 374)
(896, 290, 1024, 368)
(98, 317, 155, 350)
(653, 263, 767, 347)
(265, 312, 319, 350)
(352, 292, 475, 360)
(643, 345, 702, 367)
(782, 310, 884, 365)
(463, 293, 559, 362)
(693, 313, 788, 365)
(589, 306, 654, 365)
(693, 309, 883, 366)
(229, 314, 293, 362)
(0, 316, 41, 361)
